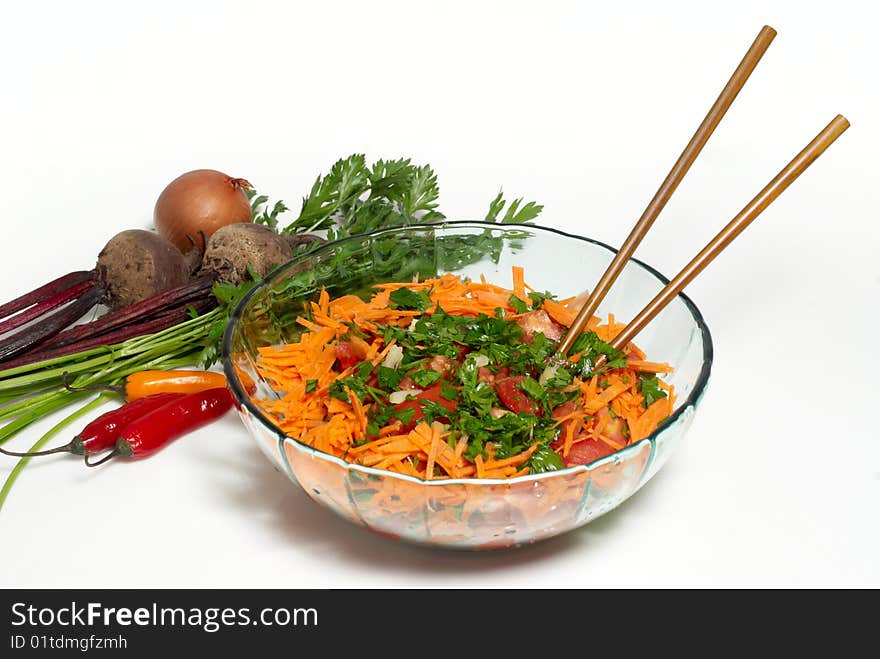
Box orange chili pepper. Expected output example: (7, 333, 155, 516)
(121, 370, 227, 401)
(65, 369, 228, 401)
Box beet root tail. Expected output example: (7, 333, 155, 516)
(0, 276, 98, 337)
(0, 285, 104, 363)
(0, 270, 94, 322)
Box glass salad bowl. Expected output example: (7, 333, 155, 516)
(222, 222, 712, 550)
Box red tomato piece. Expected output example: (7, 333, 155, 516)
(397, 376, 418, 391)
(556, 438, 616, 467)
(478, 365, 512, 385)
(595, 407, 627, 446)
(428, 355, 457, 375)
(392, 384, 457, 432)
(550, 401, 588, 454)
(477, 367, 495, 384)
(550, 406, 627, 467)
(551, 401, 582, 439)
(494, 376, 538, 415)
(516, 310, 565, 344)
(552, 401, 580, 420)
(335, 341, 362, 370)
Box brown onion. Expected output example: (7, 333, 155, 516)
(153, 169, 253, 253)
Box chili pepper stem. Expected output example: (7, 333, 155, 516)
(84, 447, 120, 468)
(61, 371, 123, 397)
(0, 441, 78, 458)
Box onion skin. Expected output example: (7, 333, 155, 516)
(153, 169, 253, 253)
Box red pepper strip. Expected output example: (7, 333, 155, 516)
(0, 393, 185, 458)
(84, 388, 234, 466)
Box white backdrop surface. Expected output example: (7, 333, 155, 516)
(0, 0, 877, 588)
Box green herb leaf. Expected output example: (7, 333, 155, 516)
(421, 400, 452, 424)
(527, 291, 556, 309)
(392, 407, 416, 424)
(525, 444, 565, 474)
(567, 330, 627, 377)
(519, 376, 545, 401)
(411, 369, 442, 388)
(247, 188, 290, 230)
(440, 382, 458, 401)
(377, 366, 402, 391)
(508, 295, 528, 314)
(485, 191, 544, 224)
(389, 287, 432, 312)
(328, 380, 350, 403)
(305, 379, 318, 393)
(545, 366, 573, 389)
(639, 374, 668, 408)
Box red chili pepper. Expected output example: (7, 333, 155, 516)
(0, 393, 185, 459)
(85, 387, 234, 467)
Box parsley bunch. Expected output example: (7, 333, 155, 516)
(196, 154, 544, 366)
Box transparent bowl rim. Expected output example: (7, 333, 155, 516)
(222, 220, 714, 485)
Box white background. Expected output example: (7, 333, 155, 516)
(0, 0, 877, 588)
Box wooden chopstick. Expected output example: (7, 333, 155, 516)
(605, 114, 850, 354)
(557, 25, 777, 355)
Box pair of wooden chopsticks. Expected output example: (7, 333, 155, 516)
(557, 25, 849, 356)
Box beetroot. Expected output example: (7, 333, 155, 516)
(199, 223, 323, 284)
(96, 229, 190, 311)
(0, 229, 193, 363)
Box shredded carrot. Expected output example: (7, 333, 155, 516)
(626, 360, 672, 374)
(425, 424, 441, 481)
(512, 265, 526, 299)
(253, 267, 676, 481)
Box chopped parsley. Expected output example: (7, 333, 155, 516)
(392, 407, 416, 425)
(527, 290, 556, 310)
(567, 330, 628, 377)
(389, 287, 432, 312)
(377, 366, 402, 390)
(508, 294, 529, 314)
(525, 444, 565, 473)
(519, 376, 545, 401)
(411, 369, 442, 388)
(440, 382, 458, 401)
(639, 373, 668, 408)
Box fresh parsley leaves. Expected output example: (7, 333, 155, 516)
(377, 366, 402, 390)
(519, 376, 545, 401)
(567, 330, 627, 377)
(525, 444, 565, 473)
(508, 295, 529, 314)
(639, 374, 668, 408)
(411, 369, 442, 387)
(389, 287, 432, 312)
